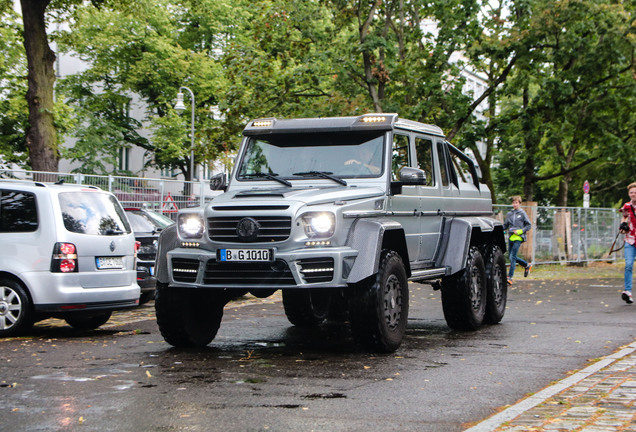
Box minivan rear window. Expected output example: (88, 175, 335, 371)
(0, 189, 38, 232)
(59, 192, 131, 235)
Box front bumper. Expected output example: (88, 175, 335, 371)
(166, 246, 359, 289)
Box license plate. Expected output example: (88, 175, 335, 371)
(218, 249, 272, 262)
(96, 256, 124, 269)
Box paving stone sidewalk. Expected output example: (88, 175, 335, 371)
(467, 341, 636, 432)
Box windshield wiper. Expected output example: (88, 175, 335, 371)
(293, 171, 347, 186)
(241, 172, 292, 187)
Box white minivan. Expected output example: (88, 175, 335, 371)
(0, 180, 140, 336)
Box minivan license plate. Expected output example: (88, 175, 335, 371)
(218, 249, 271, 262)
(96, 256, 124, 269)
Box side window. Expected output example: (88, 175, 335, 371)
(0, 189, 38, 232)
(450, 150, 477, 187)
(415, 137, 435, 186)
(391, 133, 410, 181)
(437, 142, 450, 187)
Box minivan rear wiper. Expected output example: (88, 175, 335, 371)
(241, 172, 292, 187)
(104, 229, 124, 235)
(293, 171, 347, 186)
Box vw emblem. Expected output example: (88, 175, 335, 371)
(236, 217, 260, 242)
(110, 241, 116, 252)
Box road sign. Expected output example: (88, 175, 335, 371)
(162, 192, 178, 213)
(583, 180, 590, 194)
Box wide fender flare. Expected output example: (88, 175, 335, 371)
(155, 224, 181, 284)
(436, 216, 505, 276)
(346, 218, 410, 284)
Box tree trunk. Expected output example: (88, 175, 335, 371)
(521, 86, 536, 201)
(556, 175, 570, 207)
(21, 0, 59, 173)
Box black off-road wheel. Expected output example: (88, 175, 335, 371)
(484, 245, 507, 324)
(349, 250, 408, 353)
(441, 246, 487, 331)
(0, 278, 34, 337)
(155, 283, 226, 347)
(282, 289, 331, 327)
(65, 312, 112, 330)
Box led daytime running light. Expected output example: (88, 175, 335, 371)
(305, 241, 331, 247)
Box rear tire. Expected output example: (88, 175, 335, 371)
(65, 312, 112, 330)
(484, 245, 507, 324)
(441, 246, 486, 331)
(155, 283, 225, 347)
(349, 250, 408, 353)
(282, 289, 331, 327)
(0, 279, 34, 337)
(139, 291, 155, 305)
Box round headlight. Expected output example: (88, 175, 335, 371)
(303, 212, 335, 238)
(311, 213, 334, 234)
(178, 214, 204, 238)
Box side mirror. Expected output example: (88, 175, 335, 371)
(390, 167, 427, 195)
(399, 167, 427, 185)
(209, 173, 227, 191)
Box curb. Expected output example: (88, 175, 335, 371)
(464, 340, 636, 432)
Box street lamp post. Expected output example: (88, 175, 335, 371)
(174, 86, 195, 181)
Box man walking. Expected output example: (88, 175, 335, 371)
(503, 196, 532, 285)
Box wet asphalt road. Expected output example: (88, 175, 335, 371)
(1, 277, 635, 432)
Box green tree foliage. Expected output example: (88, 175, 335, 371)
(57, 0, 233, 178)
(2, 0, 635, 207)
(494, 0, 636, 206)
(0, 5, 29, 168)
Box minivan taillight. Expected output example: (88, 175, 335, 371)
(51, 242, 78, 273)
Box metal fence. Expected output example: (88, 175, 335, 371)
(0, 169, 219, 220)
(0, 169, 624, 265)
(494, 204, 621, 265)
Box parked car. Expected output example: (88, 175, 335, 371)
(0, 180, 140, 337)
(124, 208, 175, 303)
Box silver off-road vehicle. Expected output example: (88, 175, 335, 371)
(155, 114, 506, 352)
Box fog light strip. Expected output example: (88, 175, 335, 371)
(301, 268, 334, 273)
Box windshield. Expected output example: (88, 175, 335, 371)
(126, 209, 174, 233)
(59, 192, 132, 235)
(237, 131, 385, 181)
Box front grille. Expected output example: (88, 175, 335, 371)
(208, 216, 292, 243)
(172, 258, 199, 283)
(204, 260, 295, 285)
(299, 258, 334, 283)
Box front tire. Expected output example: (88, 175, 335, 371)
(441, 246, 486, 331)
(484, 245, 507, 324)
(155, 283, 226, 347)
(0, 279, 34, 337)
(282, 289, 331, 327)
(349, 250, 408, 353)
(65, 312, 112, 330)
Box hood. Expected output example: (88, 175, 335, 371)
(211, 185, 384, 207)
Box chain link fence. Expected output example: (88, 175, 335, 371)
(0, 169, 220, 220)
(494, 204, 621, 265)
(0, 170, 624, 265)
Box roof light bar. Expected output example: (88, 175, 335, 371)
(252, 120, 273, 127)
(361, 115, 387, 123)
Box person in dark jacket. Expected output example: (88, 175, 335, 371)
(503, 196, 532, 284)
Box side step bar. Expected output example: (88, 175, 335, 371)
(408, 267, 447, 282)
